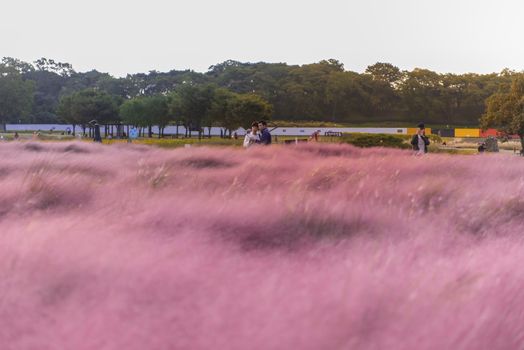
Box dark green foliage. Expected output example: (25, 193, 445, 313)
(1, 56, 520, 126)
(341, 133, 411, 149)
(481, 76, 524, 150)
(57, 89, 119, 128)
(168, 84, 216, 133)
(0, 64, 34, 126)
(120, 95, 169, 137)
(168, 84, 273, 135)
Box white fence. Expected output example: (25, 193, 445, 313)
(272, 127, 407, 136)
(5, 124, 408, 137)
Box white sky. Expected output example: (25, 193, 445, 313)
(1, 0, 523, 76)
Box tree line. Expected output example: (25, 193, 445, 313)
(56, 85, 272, 137)
(481, 75, 524, 150)
(1, 56, 523, 131)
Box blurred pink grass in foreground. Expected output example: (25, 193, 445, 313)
(1, 142, 524, 349)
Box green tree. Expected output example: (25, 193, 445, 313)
(0, 64, 34, 130)
(281, 61, 344, 120)
(120, 95, 170, 138)
(2, 57, 35, 74)
(143, 95, 169, 137)
(25, 69, 68, 123)
(34, 57, 75, 77)
(119, 98, 146, 130)
(5, 56, 524, 127)
(209, 88, 239, 136)
(481, 75, 524, 150)
(3, 57, 76, 123)
(398, 68, 444, 123)
(168, 84, 216, 137)
(326, 71, 370, 122)
(57, 89, 119, 134)
(230, 93, 273, 129)
(56, 94, 76, 133)
(365, 63, 403, 86)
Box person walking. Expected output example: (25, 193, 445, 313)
(411, 123, 430, 155)
(258, 120, 272, 145)
(93, 122, 102, 143)
(309, 130, 320, 142)
(243, 122, 260, 148)
(129, 127, 138, 143)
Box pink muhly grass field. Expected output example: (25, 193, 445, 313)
(1, 141, 524, 349)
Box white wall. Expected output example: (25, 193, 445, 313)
(6, 124, 408, 136)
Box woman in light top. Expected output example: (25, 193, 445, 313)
(243, 121, 260, 148)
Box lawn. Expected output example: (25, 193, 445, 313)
(2, 131, 519, 155)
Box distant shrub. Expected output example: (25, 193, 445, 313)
(428, 134, 442, 143)
(37, 134, 75, 141)
(341, 133, 410, 149)
(428, 146, 476, 155)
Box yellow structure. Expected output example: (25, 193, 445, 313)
(407, 128, 432, 135)
(454, 128, 480, 138)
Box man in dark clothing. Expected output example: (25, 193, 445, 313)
(410, 123, 430, 154)
(258, 120, 272, 145)
(478, 142, 486, 153)
(93, 122, 102, 143)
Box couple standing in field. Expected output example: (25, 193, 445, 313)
(411, 123, 430, 155)
(243, 120, 272, 148)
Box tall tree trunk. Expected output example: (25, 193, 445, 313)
(72, 125, 76, 136)
(520, 135, 524, 156)
(176, 124, 179, 138)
